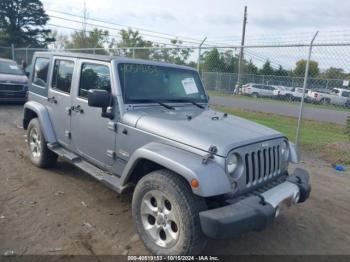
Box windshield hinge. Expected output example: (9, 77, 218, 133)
(202, 145, 218, 164)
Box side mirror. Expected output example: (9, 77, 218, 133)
(88, 89, 111, 108)
(206, 94, 210, 102)
(88, 89, 114, 119)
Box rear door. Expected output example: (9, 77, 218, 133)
(266, 85, 275, 96)
(47, 57, 76, 148)
(259, 85, 269, 96)
(70, 60, 115, 169)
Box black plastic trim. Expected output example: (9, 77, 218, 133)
(199, 168, 311, 239)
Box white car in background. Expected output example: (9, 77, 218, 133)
(274, 86, 309, 101)
(242, 83, 277, 98)
(307, 88, 350, 106)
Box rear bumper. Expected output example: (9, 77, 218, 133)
(199, 168, 311, 239)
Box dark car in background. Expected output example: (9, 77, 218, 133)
(0, 58, 28, 103)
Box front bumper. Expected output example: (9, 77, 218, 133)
(0, 91, 27, 102)
(199, 168, 311, 239)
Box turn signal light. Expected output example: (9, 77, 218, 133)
(191, 179, 199, 188)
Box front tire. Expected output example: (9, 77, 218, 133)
(27, 118, 57, 168)
(251, 92, 259, 98)
(132, 169, 207, 255)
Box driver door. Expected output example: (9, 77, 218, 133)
(70, 60, 116, 170)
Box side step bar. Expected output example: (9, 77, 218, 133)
(47, 143, 130, 194)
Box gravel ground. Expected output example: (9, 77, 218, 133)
(1, 104, 350, 255)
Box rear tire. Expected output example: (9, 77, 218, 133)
(285, 94, 294, 102)
(132, 169, 207, 255)
(27, 118, 57, 168)
(320, 98, 330, 105)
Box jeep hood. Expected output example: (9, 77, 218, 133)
(122, 107, 283, 156)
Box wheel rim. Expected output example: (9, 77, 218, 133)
(29, 127, 41, 159)
(140, 190, 180, 248)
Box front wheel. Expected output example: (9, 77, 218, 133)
(132, 169, 207, 255)
(251, 92, 259, 98)
(27, 118, 58, 168)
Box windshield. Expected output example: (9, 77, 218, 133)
(0, 60, 24, 75)
(118, 63, 207, 104)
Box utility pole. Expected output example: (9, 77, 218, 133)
(82, 0, 88, 45)
(235, 6, 247, 94)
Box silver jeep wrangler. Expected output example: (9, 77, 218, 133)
(23, 52, 311, 255)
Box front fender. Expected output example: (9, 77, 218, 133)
(121, 142, 232, 197)
(23, 101, 56, 143)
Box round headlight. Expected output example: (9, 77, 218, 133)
(281, 140, 289, 160)
(227, 153, 239, 173)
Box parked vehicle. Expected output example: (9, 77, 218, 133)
(23, 52, 311, 255)
(274, 86, 309, 101)
(242, 83, 277, 98)
(0, 58, 28, 102)
(307, 88, 350, 106)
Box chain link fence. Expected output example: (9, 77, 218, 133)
(0, 46, 12, 60)
(1, 39, 349, 164)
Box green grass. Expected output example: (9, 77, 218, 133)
(213, 105, 350, 165)
(208, 91, 350, 112)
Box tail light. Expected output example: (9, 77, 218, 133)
(314, 93, 318, 98)
(278, 91, 280, 95)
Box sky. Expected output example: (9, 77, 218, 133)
(43, 0, 350, 43)
(42, 0, 350, 70)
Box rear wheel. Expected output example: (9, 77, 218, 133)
(132, 169, 207, 255)
(27, 118, 57, 168)
(285, 94, 294, 102)
(320, 98, 330, 105)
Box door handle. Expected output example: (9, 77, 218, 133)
(72, 105, 84, 114)
(47, 96, 57, 104)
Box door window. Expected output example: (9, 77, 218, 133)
(342, 91, 350, 97)
(78, 63, 111, 99)
(51, 59, 75, 94)
(33, 57, 49, 87)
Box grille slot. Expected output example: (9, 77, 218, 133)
(0, 84, 24, 92)
(245, 144, 281, 186)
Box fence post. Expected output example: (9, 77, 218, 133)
(11, 43, 15, 60)
(197, 37, 207, 75)
(25, 48, 28, 62)
(216, 72, 219, 90)
(295, 31, 318, 150)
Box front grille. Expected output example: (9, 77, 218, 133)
(0, 83, 24, 92)
(244, 144, 281, 187)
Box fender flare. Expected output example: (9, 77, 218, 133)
(120, 142, 232, 197)
(23, 101, 57, 143)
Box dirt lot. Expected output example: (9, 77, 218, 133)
(1, 104, 350, 255)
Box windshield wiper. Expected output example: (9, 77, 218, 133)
(168, 99, 206, 109)
(129, 99, 175, 110)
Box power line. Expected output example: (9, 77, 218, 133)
(47, 9, 224, 46)
(47, 23, 198, 48)
(49, 15, 202, 44)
